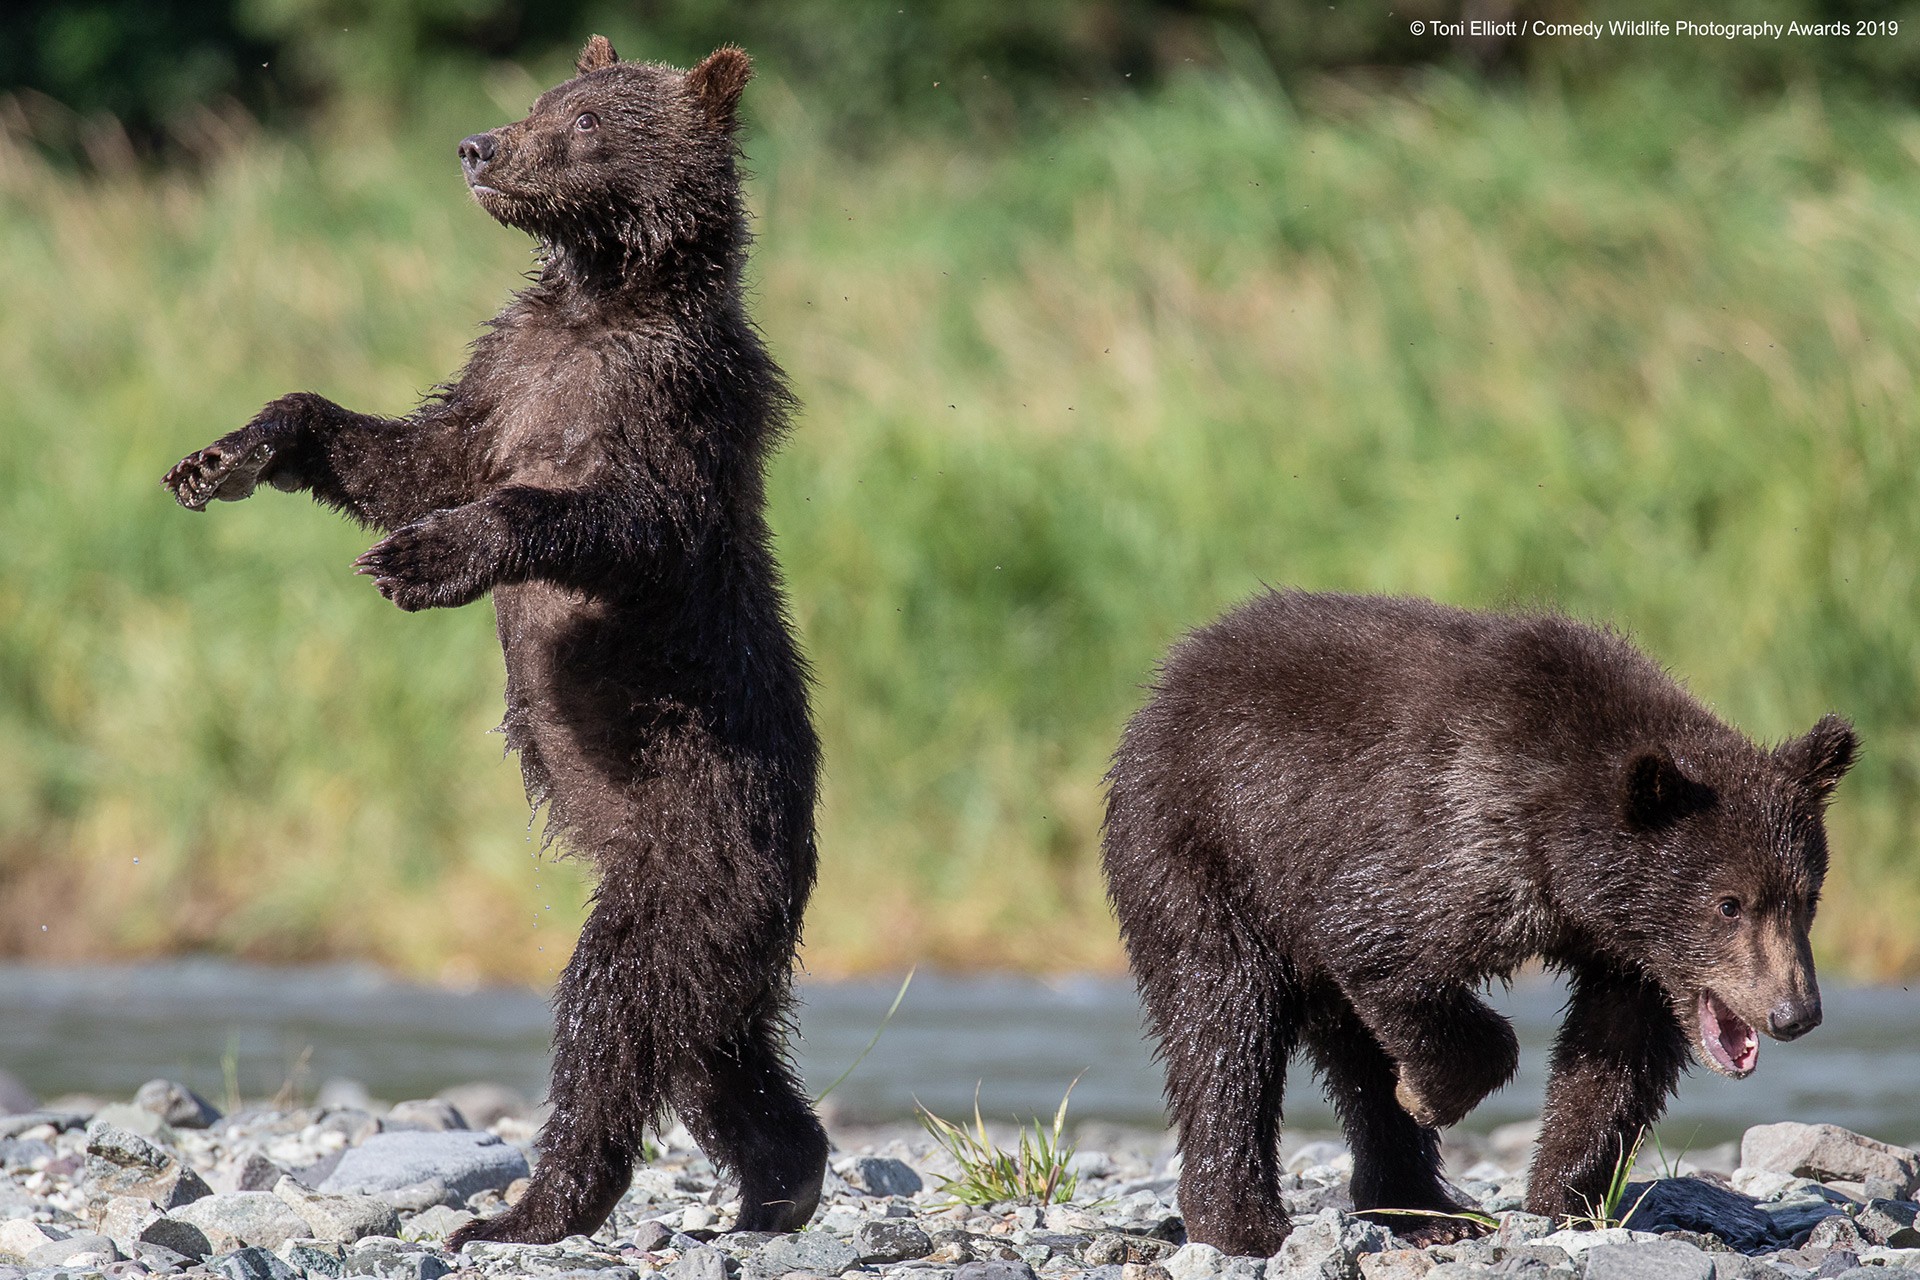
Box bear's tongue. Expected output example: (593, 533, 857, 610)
(1699, 989, 1760, 1076)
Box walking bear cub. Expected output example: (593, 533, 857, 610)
(1103, 590, 1857, 1256)
(164, 38, 828, 1244)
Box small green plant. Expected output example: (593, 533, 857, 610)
(814, 967, 916, 1104)
(1565, 1127, 1655, 1230)
(917, 1077, 1082, 1206)
(1650, 1125, 1701, 1181)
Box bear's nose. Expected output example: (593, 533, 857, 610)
(459, 133, 497, 177)
(1768, 996, 1822, 1040)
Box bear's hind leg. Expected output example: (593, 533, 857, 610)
(668, 1002, 828, 1232)
(1135, 917, 1299, 1257)
(1304, 987, 1481, 1244)
(450, 879, 660, 1248)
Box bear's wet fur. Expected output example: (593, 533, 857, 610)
(164, 37, 829, 1244)
(1102, 590, 1857, 1255)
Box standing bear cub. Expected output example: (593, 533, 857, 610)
(164, 38, 828, 1245)
(1103, 590, 1857, 1256)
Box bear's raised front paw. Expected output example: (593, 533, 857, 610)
(355, 512, 492, 612)
(163, 438, 277, 511)
(1394, 1076, 1443, 1129)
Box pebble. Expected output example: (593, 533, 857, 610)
(384, 1100, 467, 1133)
(11, 1086, 1920, 1280)
(1740, 1123, 1920, 1197)
(320, 1130, 528, 1203)
(136, 1079, 223, 1130)
(174, 1190, 316, 1252)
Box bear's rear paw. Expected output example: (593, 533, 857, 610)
(448, 1199, 579, 1250)
(1363, 1209, 1489, 1247)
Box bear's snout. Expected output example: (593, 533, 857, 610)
(1768, 993, 1822, 1040)
(460, 133, 498, 181)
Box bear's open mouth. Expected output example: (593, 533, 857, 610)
(1698, 988, 1759, 1077)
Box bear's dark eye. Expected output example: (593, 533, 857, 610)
(1718, 897, 1742, 921)
(575, 112, 598, 132)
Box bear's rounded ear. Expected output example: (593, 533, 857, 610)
(1623, 748, 1710, 829)
(1779, 713, 1859, 802)
(687, 45, 751, 127)
(576, 34, 619, 76)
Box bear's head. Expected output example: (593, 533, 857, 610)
(1611, 713, 1857, 1079)
(457, 36, 751, 269)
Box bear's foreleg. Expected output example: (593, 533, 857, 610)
(164, 392, 475, 530)
(1334, 977, 1519, 1130)
(1524, 965, 1687, 1224)
(355, 486, 659, 612)
(1302, 988, 1480, 1244)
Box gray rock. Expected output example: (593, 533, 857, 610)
(627, 1220, 673, 1252)
(99, 1196, 214, 1260)
(279, 1241, 347, 1278)
(84, 1123, 213, 1211)
(1085, 1233, 1178, 1266)
(751, 1231, 860, 1277)
(92, 1101, 173, 1139)
(1269, 1209, 1361, 1280)
(273, 1177, 401, 1244)
(433, 1085, 529, 1130)
(854, 1218, 932, 1263)
(25, 1232, 120, 1268)
(954, 1263, 1038, 1280)
(1622, 1178, 1780, 1251)
(1163, 1243, 1224, 1280)
(224, 1153, 288, 1194)
(663, 1244, 731, 1280)
(0, 1139, 53, 1172)
(1355, 1250, 1433, 1280)
(135, 1081, 221, 1131)
(1858, 1199, 1920, 1247)
(173, 1192, 314, 1252)
(1582, 1240, 1714, 1280)
(837, 1155, 923, 1198)
(0, 1071, 35, 1117)
(128, 1239, 195, 1272)
(1740, 1125, 1920, 1197)
(1807, 1215, 1867, 1253)
(396, 1206, 473, 1243)
(211, 1245, 302, 1280)
(320, 1131, 528, 1203)
(0, 1111, 85, 1140)
(383, 1101, 466, 1134)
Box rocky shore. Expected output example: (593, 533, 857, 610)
(2, 1076, 1918, 1280)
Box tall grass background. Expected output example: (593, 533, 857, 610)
(2, 65, 1916, 984)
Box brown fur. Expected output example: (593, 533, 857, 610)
(162, 37, 828, 1245)
(1102, 590, 1856, 1255)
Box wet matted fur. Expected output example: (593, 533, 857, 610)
(1102, 589, 1857, 1254)
(164, 37, 828, 1245)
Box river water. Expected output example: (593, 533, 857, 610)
(0, 961, 1908, 1148)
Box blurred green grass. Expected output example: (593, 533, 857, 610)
(2, 68, 1916, 984)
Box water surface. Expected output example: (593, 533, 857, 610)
(0, 961, 1909, 1148)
